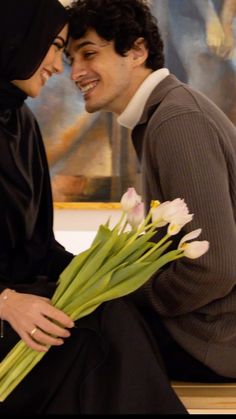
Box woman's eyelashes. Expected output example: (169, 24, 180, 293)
(52, 36, 67, 51)
(52, 41, 64, 51)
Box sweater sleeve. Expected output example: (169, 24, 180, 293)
(131, 111, 236, 316)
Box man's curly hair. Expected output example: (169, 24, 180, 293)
(67, 0, 165, 70)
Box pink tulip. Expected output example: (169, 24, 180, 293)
(120, 187, 142, 212)
(127, 203, 145, 229)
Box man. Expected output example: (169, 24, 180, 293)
(66, 0, 236, 383)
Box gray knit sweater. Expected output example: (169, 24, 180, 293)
(131, 74, 236, 378)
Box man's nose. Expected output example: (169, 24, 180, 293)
(70, 63, 87, 81)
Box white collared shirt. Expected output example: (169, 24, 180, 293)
(117, 68, 170, 129)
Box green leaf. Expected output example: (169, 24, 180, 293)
(84, 230, 157, 290)
(52, 241, 101, 305)
(141, 241, 172, 263)
(62, 267, 118, 314)
(124, 242, 154, 264)
(90, 224, 112, 247)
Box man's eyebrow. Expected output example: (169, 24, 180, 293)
(73, 40, 97, 50)
(65, 41, 96, 58)
(65, 39, 109, 58)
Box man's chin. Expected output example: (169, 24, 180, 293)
(85, 103, 101, 113)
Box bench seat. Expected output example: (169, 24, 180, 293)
(172, 381, 236, 414)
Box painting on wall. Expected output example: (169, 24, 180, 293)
(27, 0, 236, 205)
(153, 0, 236, 123)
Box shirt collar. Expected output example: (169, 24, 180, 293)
(117, 68, 170, 129)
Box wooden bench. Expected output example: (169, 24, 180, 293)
(172, 381, 236, 414)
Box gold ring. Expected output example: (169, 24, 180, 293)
(30, 327, 37, 337)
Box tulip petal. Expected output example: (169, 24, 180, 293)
(127, 202, 145, 229)
(120, 187, 142, 212)
(183, 241, 210, 259)
(178, 229, 202, 248)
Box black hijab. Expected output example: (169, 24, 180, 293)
(0, 0, 68, 109)
(0, 0, 72, 286)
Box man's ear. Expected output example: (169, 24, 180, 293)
(131, 37, 148, 66)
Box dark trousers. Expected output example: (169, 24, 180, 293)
(142, 309, 236, 383)
(0, 300, 188, 415)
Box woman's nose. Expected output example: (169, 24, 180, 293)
(53, 53, 64, 74)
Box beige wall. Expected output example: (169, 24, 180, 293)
(54, 208, 122, 254)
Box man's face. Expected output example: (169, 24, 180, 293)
(67, 29, 137, 115)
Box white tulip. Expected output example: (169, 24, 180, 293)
(152, 198, 193, 230)
(181, 241, 210, 259)
(178, 229, 209, 259)
(178, 229, 202, 248)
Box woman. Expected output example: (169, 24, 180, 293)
(0, 0, 74, 356)
(0, 0, 187, 414)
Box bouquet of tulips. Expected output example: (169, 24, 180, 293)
(0, 188, 209, 401)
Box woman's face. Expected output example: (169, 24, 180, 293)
(11, 24, 68, 97)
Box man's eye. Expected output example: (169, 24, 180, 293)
(84, 51, 96, 59)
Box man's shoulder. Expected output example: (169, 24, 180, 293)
(147, 76, 202, 125)
(150, 74, 202, 108)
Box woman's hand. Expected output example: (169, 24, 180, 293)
(0, 289, 74, 352)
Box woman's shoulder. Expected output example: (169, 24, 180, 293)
(19, 103, 42, 133)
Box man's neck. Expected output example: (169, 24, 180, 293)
(116, 67, 153, 116)
(117, 68, 170, 129)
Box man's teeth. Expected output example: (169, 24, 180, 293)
(81, 82, 96, 94)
